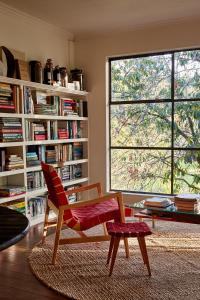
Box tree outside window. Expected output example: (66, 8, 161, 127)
(109, 50, 200, 195)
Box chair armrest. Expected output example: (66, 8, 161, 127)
(59, 192, 123, 212)
(65, 182, 102, 196)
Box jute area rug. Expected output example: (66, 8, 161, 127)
(29, 220, 200, 300)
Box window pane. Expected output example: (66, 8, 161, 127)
(111, 103, 172, 147)
(111, 149, 171, 193)
(111, 54, 171, 101)
(174, 50, 200, 99)
(174, 101, 200, 148)
(174, 150, 200, 194)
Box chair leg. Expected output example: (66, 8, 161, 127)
(103, 222, 108, 236)
(109, 237, 121, 276)
(137, 236, 151, 276)
(52, 212, 63, 265)
(42, 205, 50, 244)
(107, 236, 114, 265)
(124, 237, 129, 258)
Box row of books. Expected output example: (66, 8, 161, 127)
(23, 89, 88, 117)
(26, 143, 83, 167)
(25, 120, 83, 141)
(26, 165, 82, 191)
(0, 199, 26, 214)
(0, 117, 23, 142)
(27, 171, 45, 191)
(27, 196, 46, 218)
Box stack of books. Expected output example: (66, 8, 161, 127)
(60, 98, 78, 116)
(174, 194, 200, 212)
(0, 83, 15, 113)
(45, 148, 57, 163)
(5, 154, 24, 170)
(1, 199, 26, 214)
(31, 123, 47, 140)
(34, 103, 57, 115)
(58, 128, 69, 139)
(0, 118, 23, 142)
(0, 185, 26, 197)
(144, 197, 173, 208)
(26, 152, 40, 167)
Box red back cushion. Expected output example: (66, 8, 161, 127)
(41, 161, 70, 207)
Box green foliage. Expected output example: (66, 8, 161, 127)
(110, 50, 200, 194)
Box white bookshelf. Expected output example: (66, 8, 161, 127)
(0, 76, 89, 226)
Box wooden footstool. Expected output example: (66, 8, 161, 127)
(106, 222, 152, 276)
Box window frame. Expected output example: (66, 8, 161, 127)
(108, 48, 200, 195)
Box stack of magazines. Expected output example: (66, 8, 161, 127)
(144, 197, 173, 208)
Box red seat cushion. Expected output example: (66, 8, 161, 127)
(63, 198, 121, 231)
(106, 222, 152, 237)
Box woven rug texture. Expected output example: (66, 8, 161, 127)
(29, 221, 200, 300)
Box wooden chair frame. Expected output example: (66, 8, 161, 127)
(42, 182, 129, 264)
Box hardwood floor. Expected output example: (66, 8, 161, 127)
(0, 223, 70, 300)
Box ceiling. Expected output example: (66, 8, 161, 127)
(1, 0, 200, 39)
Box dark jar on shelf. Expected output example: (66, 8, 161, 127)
(60, 67, 68, 87)
(70, 68, 84, 90)
(53, 65, 61, 86)
(29, 60, 42, 83)
(43, 58, 53, 85)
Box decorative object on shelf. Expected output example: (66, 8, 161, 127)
(60, 67, 68, 87)
(53, 65, 61, 86)
(43, 59, 53, 85)
(29, 60, 43, 83)
(70, 68, 84, 91)
(15, 59, 30, 81)
(0, 46, 15, 78)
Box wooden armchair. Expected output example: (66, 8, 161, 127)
(41, 162, 129, 264)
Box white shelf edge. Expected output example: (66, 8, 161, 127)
(0, 169, 25, 177)
(26, 159, 88, 172)
(0, 75, 89, 96)
(0, 141, 24, 148)
(25, 138, 88, 146)
(0, 113, 23, 118)
(0, 193, 26, 204)
(24, 114, 88, 121)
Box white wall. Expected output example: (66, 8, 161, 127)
(74, 17, 200, 201)
(0, 2, 74, 68)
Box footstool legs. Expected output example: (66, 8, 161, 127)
(106, 222, 152, 277)
(108, 237, 121, 276)
(137, 236, 151, 276)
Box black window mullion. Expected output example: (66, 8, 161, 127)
(171, 53, 175, 194)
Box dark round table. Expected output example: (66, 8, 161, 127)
(0, 206, 29, 251)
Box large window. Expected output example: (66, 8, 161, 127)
(109, 49, 200, 195)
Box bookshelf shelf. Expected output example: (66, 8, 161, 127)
(25, 138, 88, 146)
(0, 193, 26, 205)
(0, 76, 89, 225)
(26, 159, 88, 172)
(24, 114, 88, 121)
(0, 169, 25, 177)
